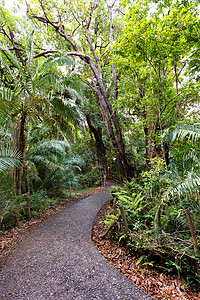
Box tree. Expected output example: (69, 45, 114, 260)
(86, 112, 107, 185)
(115, 0, 200, 166)
(26, 138, 82, 192)
(27, 0, 135, 181)
(0, 28, 74, 195)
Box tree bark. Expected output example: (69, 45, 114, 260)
(119, 203, 128, 234)
(186, 208, 199, 256)
(86, 113, 107, 186)
(9, 115, 15, 149)
(26, 172, 31, 220)
(127, 123, 139, 177)
(14, 110, 27, 196)
(162, 141, 169, 166)
(144, 124, 157, 166)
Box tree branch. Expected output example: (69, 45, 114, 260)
(34, 49, 60, 58)
(105, 0, 118, 101)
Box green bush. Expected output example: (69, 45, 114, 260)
(77, 165, 103, 187)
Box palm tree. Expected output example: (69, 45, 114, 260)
(26, 139, 82, 192)
(0, 83, 22, 170)
(0, 31, 75, 196)
(156, 123, 200, 236)
(45, 71, 85, 141)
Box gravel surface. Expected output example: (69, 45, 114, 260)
(0, 182, 154, 299)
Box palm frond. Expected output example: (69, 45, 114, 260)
(37, 55, 73, 73)
(36, 73, 60, 91)
(183, 148, 200, 168)
(61, 77, 82, 95)
(48, 55, 74, 68)
(0, 43, 26, 84)
(163, 168, 200, 202)
(30, 155, 60, 171)
(35, 140, 70, 153)
(0, 143, 21, 171)
(171, 124, 200, 143)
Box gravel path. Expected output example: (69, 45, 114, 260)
(0, 183, 154, 299)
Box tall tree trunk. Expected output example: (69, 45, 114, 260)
(91, 76, 127, 181)
(162, 141, 169, 166)
(86, 113, 107, 186)
(21, 182, 31, 220)
(127, 123, 139, 177)
(89, 130, 99, 167)
(14, 110, 27, 196)
(26, 172, 31, 220)
(144, 124, 158, 166)
(9, 116, 15, 149)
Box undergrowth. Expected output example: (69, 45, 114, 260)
(105, 166, 200, 290)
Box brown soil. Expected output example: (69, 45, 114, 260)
(0, 186, 106, 271)
(92, 201, 200, 300)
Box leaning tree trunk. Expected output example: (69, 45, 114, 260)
(29, 5, 135, 182)
(89, 66, 135, 182)
(86, 113, 107, 186)
(85, 30, 135, 181)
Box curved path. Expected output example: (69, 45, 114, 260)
(0, 183, 154, 299)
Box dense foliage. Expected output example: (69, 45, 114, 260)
(0, 0, 200, 289)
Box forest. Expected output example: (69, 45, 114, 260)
(0, 0, 200, 295)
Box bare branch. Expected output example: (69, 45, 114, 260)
(76, 74, 95, 91)
(71, 24, 81, 37)
(29, 12, 78, 52)
(69, 9, 81, 26)
(6, 24, 15, 46)
(8, 47, 24, 51)
(105, 0, 117, 9)
(105, 0, 118, 101)
(38, 0, 53, 25)
(66, 51, 91, 63)
(116, 8, 125, 16)
(100, 44, 110, 60)
(34, 49, 60, 58)
(85, 28, 102, 79)
(1, 50, 15, 67)
(30, 14, 54, 25)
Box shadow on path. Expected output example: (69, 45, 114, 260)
(0, 182, 154, 299)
